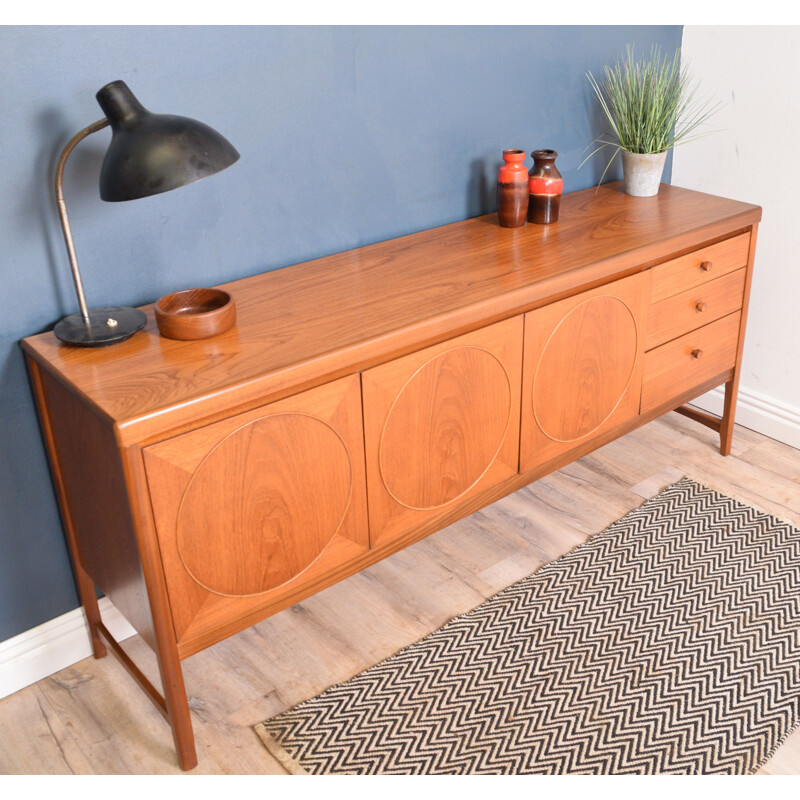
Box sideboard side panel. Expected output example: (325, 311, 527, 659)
(30, 365, 157, 651)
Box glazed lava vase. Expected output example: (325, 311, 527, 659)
(496, 149, 529, 228)
(527, 149, 563, 224)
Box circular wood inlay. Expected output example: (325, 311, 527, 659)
(533, 296, 637, 443)
(380, 346, 511, 510)
(177, 413, 351, 597)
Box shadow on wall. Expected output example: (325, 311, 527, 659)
(32, 111, 71, 315)
(581, 89, 624, 188)
(466, 159, 495, 219)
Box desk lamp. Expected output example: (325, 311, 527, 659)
(53, 80, 239, 346)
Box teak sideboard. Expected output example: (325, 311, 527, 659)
(22, 182, 762, 770)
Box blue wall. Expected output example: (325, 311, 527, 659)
(0, 25, 682, 643)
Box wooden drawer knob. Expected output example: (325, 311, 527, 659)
(695, 301, 707, 312)
(691, 348, 704, 359)
(700, 260, 713, 272)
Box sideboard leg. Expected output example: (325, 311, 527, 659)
(76, 566, 107, 660)
(156, 642, 198, 771)
(720, 222, 758, 458)
(719, 375, 739, 457)
(118, 444, 198, 771)
(93, 621, 196, 769)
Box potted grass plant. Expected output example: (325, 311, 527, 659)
(585, 45, 720, 196)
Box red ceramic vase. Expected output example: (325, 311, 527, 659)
(496, 149, 529, 228)
(527, 149, 563, 225)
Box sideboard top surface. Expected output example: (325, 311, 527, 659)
(23, 182, 761, 442)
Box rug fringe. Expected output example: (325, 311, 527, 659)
(253, 723, 310, 775)
(749, 714, 800, 774)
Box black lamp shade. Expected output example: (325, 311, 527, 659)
(96, 80, 240, 202)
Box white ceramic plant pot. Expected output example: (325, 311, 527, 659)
(621, 150, 668, 197)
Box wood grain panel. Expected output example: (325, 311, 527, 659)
(533, 295, 638, 442)
(641, 311, 742, 414)
(176, 414, 352, 596)
(363, 316, 523, 546)
(22, 184, 761, 444)
(380, 347, 511, 510)
(143, 374, 369, 648)
(649, 233, 750, 304)
(646, 268, 747, 350)
(521, 272, 649, 472)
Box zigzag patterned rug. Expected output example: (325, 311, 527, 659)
(254, 477, 800, 774)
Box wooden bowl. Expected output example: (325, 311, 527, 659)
(154, 288, 236, 340)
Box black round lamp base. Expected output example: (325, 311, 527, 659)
(54, 307, 147, 347)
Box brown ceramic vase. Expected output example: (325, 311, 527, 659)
(527, 149, 563, 224)
(496, 149, 529, 228)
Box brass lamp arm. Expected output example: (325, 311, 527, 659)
(54, 118, 110, 323)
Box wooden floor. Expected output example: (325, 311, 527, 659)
(2, 410, 799, 775)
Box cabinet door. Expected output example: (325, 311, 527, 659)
(520, 272, 649, 472)
(362, 316, 523, 546)
(143, 374, 368, 651)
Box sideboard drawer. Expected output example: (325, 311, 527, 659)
(641, 311, 741, 414)
(650, 233, 750, 304)
(646, 268, 747, 350)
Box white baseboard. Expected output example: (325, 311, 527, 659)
(0, 598, 136, 700)
(689, 384, 800, 450)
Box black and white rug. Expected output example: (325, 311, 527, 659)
(255, 478, 800, 774)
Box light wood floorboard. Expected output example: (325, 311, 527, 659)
(1, 411, 799, 775)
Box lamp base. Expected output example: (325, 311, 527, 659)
(54, 306, 147, 347)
